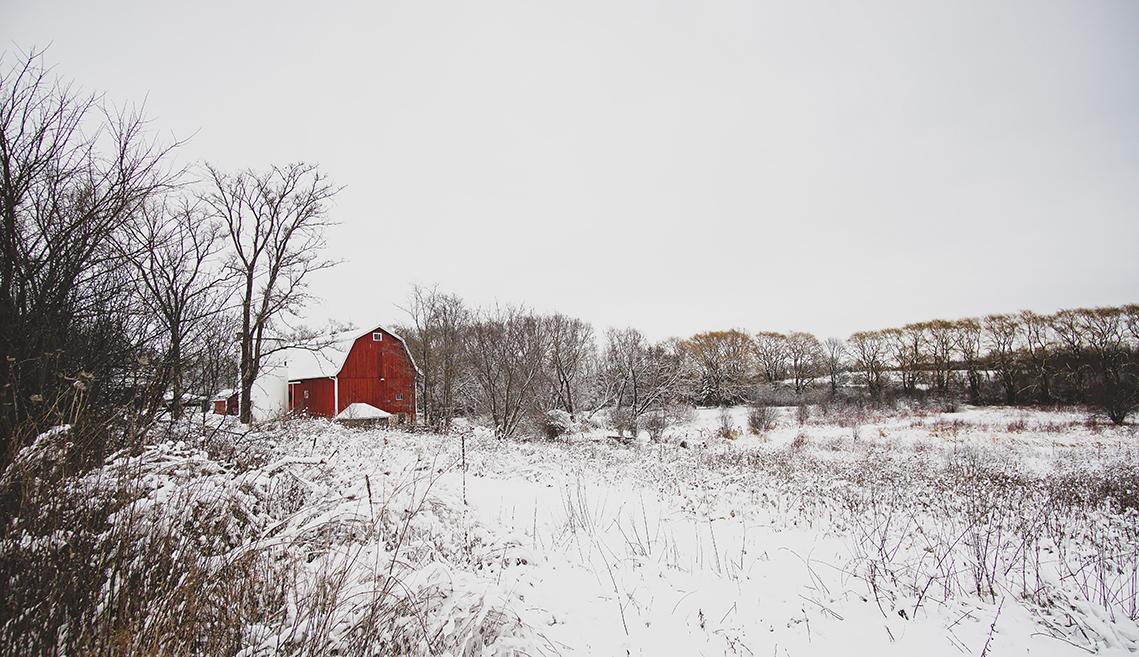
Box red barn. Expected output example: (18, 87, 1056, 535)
(287, 325, 419, 422)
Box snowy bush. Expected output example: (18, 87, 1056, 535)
(716, 407, 739, 440)
(641, 410, 668, 441)
(542, 409, 575, 439)
(795, 402, 810, 426)
(746, 404, 777, 435)
(609, 407, 636, 436)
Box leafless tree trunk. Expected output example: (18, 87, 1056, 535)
(823, 337, 845, 395)
(847, 330, 888, 397)
(123, 199, 229, 420)
(605, 328, 689, 435)
(543, 313, 596, 419)
(202, 163, 339, 423)
(400, 285, 469, 429)
(462, 306, 548, 438)
(983, 314, 1022, 405)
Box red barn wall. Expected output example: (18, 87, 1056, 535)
(287, 327, 417, 420)
(289, 378, 335, 417)
(212, 392, 239, 416)
(336, 329, 417, 418)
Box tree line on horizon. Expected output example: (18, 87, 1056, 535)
(399, 288, 1139, 437)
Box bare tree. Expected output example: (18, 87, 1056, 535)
(182, 311, 240, 416)
(1018, 310, 1053, 402)
(1079, 306, 1136, 424)
(784, 331, 823, 394)
(1, 49, 179, 459)
(1051, 309, 1089, 403)
(431, 293, 468, 426)
(847, 330, 888, 396)
(605, 328, 688, 436)
(925, 320, 956, 394)
(542, 313, 596, 419)
(401, 285, 438, 425)
(680, 329, 754, 405)
(885, 324, 925, 393)
(400, 285, 469, 429)
(202, 163, 339, 423)
(463, 306, 548, 438)
(753, 331, 788, 383)
(983, 314, 1022, 405)
(952, 318, 984, 404)
(823, 337, 845, 395)
(1124, 304, 1139, 344)
(123, 199, 229, 420)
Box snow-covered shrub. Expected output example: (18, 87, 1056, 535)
(716, 408, 739, 440)
(1006, 417, 1028, 432)
(450, 416, 497, 442)
(795, 402, 811, 426)
(642, 410, 668, 441)
(0, 424, 74, 499)
(542, 409, 575, 439)
(942, 399, 963, 413)
(746, 404, 777, 435)
(609, 407, 636, 436)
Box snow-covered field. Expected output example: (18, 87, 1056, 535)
(22, 406, 1136, 656)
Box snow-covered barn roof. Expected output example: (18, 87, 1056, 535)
(286, 346, 347, 380)
(286, 324, 420, 381)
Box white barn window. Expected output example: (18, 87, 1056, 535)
(372, 332, 383, 341)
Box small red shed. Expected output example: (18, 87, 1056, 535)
(287, 325, 419, 422)
(211, 389, 238, 416)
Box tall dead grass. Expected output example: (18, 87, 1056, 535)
(0, 420, 539, 657)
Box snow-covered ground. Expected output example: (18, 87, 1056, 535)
(213, 405, 1135, 656)
(38, 405, 1135, 655)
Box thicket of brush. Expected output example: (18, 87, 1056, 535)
(695, 436, 1139, 631)
(443, 413, 1138, 648)
(0, 419, 538, 657)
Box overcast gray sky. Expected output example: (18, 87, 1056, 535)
(5, 0, 1138, 340)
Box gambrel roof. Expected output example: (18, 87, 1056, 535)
(287, 324, 420, 381)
